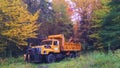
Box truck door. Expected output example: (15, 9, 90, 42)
(53, 40, 60, 53)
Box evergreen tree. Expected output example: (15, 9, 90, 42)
(90, 0, 111, 49)
(39, 0, 54, 23)
(23, 0, 54, 23)
(100, 0, 120, 50)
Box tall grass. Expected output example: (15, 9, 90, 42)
(0, 50, 120, 68)
(48, 51, 120, 68)
(0, 56, 41, 68)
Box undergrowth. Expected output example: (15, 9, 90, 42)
(0, 50, 120, 68)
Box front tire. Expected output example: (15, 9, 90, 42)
(46, 54, 56, 63)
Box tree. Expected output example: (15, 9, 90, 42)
(23, 0, 73, 38)
(70, 0, 99, 49)
(100, 0, 120, 50)
(89, 0, 111, 49)
(50, 0, 73, 38)
(23, 0, 56, 37)
(0, 0, 39, 46)
(38, 0, 73, 38)
(23, 0, 54, 23)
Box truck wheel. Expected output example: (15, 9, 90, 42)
(69, 53, 76, 58)
(76, 52, 80, 57)
(46, 54, 56, 63)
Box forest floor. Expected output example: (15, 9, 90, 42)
(0, 50, 120, 68)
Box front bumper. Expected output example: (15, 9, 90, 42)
(25, 48, 42, 62)
(25, 54, 43, 63)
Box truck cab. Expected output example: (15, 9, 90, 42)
(34, 39, 60, 55)
(25, 39, 61, 63)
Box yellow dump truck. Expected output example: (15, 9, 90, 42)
(24, 34, 82, 63)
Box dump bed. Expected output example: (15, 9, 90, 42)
(61, 42, 81, 51)
(48, 34, 82, 52)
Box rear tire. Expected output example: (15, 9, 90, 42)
(76, 52, 80, 57)
(46, 54, 56, 63)
(69, 53, 76, 58)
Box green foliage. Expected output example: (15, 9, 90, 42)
(52, 0, 70, 23)
(90, 0, 111, 49)
(0, 56, 38, 68)
(52, 0, 72, 38)
(100, 0, 120, 49)
(38, 0, 54, 23)
(38, 0, 73, 38)
(89, 0, 120, 50)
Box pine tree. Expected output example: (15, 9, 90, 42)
(100, 0, 120, 50)
(90, 0, 111, 49)
(23, 0, 54, 23)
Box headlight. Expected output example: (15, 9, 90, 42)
(43, 51, 46, 54)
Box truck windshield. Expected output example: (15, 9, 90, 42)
(41, 41, 52, 45)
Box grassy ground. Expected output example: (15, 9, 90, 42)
(0, 50, 120, 68)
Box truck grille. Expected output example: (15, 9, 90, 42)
(33, 48, 41, 54)
(28, 48, 41, 54)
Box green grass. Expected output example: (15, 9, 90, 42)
(0, 50, 120, 68)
